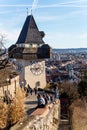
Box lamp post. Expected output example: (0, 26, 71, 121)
(14, 77, 17, 94)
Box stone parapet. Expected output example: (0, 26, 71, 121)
(10, 100, 60, 130)
(0, 75, 20, 97)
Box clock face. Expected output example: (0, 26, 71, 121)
(30, 61, 44, 75)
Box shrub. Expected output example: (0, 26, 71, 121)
(59, 81, 79, 102)
(0, 87, 25, 129)
(8, 87, 25, 125)
(70, 99, 87, 130)
(0, 102, 8, 129)
(78, 81, 87, 97)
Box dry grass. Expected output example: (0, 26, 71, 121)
(70, 99, 87, 130)
(7, 87, 25, 125)
(0, 102, 8, 129)
(0, 87, 25, 129)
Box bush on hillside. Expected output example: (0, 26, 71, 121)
(78, 81, 87, 110)
(70, 99, 87, 130)
(59, 81, 79, 102)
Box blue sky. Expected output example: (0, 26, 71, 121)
(0, 0, 87, 49)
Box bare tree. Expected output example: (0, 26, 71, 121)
(0, 33, 6, 50)
(0, 34, 8, 69)
(78, 81, 87, 110)
(0, 34, 7, 56)
(59, 81, 79, 103)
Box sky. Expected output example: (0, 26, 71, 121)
(0, 0, 87, 49)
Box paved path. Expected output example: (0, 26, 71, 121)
(10, 93, 37, 130)
(24, 92, 37, 116)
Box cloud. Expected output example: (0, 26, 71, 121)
(58, 0, 87, 5)
(0, 10, 11, 14)
(36, 15, 62, 22)
(36, 8, 87, 22)
(44, 32, 87, 48)
(70, 9, 87, 16)
(79, 33, 87, 38)
(31, 0, 38, 11)
(0, 0, 87, 8)
(38, 4, 87, 9)
(0, 4, 31, 7)
(38, 0, 87, 8)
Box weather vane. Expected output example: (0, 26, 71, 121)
(26, 8, 29, 16)
(29, 8, 32, 15)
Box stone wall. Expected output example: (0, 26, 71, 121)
(0, 75, 20, 97)
(10, 100, 60, 130)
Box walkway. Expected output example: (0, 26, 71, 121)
(21, 92, 72, 130)
(24, 92, 37, 116)
(10, 92, 59, 130)
(10, 93, 37, 130)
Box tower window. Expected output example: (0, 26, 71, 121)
(35, 81, 40, 87)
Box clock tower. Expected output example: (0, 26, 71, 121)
(9, 15, 52, 89)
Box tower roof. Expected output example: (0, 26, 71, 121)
(9, 15, 52, 60)
(16, 15, 44, 44)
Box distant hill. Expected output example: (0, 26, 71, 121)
(53, 48, 87, 53)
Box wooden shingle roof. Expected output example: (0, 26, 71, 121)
(16, 15, 44, 44)
(8, 15, 52, 60)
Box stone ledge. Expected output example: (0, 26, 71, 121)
(10, 100, 60, 130)
(30, 104, 53, 118)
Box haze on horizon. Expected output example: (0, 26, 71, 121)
(0, 0, 87, 49)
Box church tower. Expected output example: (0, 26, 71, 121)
(9, 15, 51, 89)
